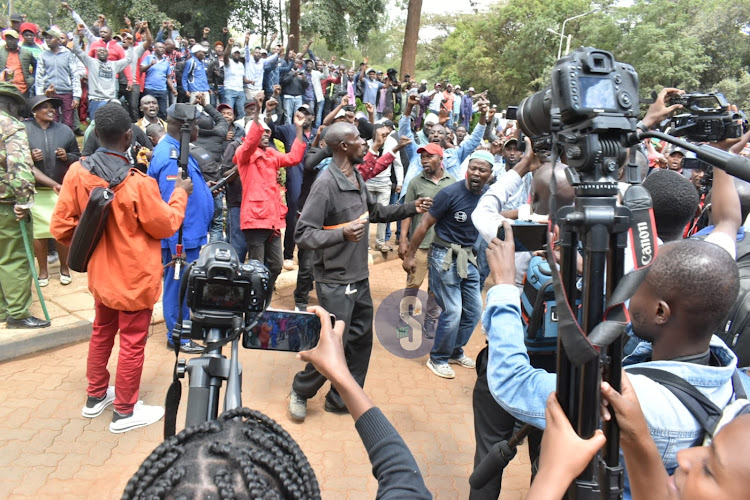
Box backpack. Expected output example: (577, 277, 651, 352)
(716, 233, 750, 367)
(520, 255, 581, 355)
(627, 367, 750, 445)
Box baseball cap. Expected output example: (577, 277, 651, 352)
(217, 103, 232, 112)
(214, 41, 224, 48)
(334, 108, 347, 119)
(260, 48, 268, 55)
(468, 87, 475, 92)
(19, 22, 36, 34)
(668, 145, 688, 156)
(246, 119, 270, 134)
(417, 143, 444, 158)
(191, 44, 207, 54)
(42, 27, 63, 39)
(0, 82, 25, 105)
(367, 68, 376, 74)
(297, 104, 312, 115)
(3, 29, 19, 39)
(10, 13, 23, 22)
(469, 150, 495, 165)
(424, 114, 439, 126)
(502, 138, 518, 150)
(167, 103, 200, 121)
(231, 45, 241, 54)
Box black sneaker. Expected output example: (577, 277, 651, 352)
(324, 398, 349, 414)
(166, 339, 204, 354)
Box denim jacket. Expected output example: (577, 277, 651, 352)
(483, 284, 742, 500)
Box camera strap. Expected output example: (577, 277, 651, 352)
(545, 184, 658, 365)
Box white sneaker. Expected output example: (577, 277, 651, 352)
(426, 359, 455, 379)
(288, 390, 307, 421)
(81, 386, 115, 418)
(449, 355, 476, 369)
(109, 402, 165, 433)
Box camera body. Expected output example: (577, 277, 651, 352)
(668, 93, 746, 142)
(184, 242, 271, 336)
(517, 48, 639, 184)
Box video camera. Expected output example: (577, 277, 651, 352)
(668, 92, 747, 142)
(183, 242, 271, 335)
(681, 157, 714, 196)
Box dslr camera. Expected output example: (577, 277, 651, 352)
(517, 48, 639, 179)
(183, 242, 271, 336)
(667, 92, 747, 143)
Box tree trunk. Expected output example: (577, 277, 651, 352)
(400, 0, 422, 79)
(288, 0, 300, 52)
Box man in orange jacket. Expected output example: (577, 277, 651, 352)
(233, 96, 306, 294)
(51, 103, 193, 434)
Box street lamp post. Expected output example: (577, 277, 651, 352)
(556, 10, 596, 60)
(547, 28, 572, 60)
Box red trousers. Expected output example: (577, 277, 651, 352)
(87, 300, 152, 414)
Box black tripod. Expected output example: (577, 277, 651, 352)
(182, 316, 245, 427)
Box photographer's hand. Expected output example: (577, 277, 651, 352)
(641, 87, 684, 130)
(486, 220, 516, 286)
(527, 392, 606, 500)
(298, 306, 374, 420)
(601, 372, 672, 500)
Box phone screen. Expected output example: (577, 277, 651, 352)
(242, 309, 333, 352)
(497, 222, 548, 252)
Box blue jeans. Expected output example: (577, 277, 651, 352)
(284, 95, 303, 124)
(162, 246, 201, 343)
(315, 99, 325, 127)
(223, 88, 245, 119)
(228, 206, 247, 263)
(208, 193, 224, 243)
(428, 245, 482, 365)
(144, 88, 169, 119)
(88, 100, 107, 121)
(385, 193, 401, 241)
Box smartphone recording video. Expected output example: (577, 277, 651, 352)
(497, 222, 548, 252)
(242, 309, 334, 352)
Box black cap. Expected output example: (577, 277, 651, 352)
(10, 13, 23, 22)
(297, 104, 313, 115)
(28, 94, 62, 112)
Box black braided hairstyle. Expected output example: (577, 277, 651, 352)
(122, 407, 321, 500)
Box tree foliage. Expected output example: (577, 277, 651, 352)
(299, 0, 386, 52)
(418, 0, 750, 107)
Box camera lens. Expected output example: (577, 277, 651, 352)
(517, 88, 553, 137)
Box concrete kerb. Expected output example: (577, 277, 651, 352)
(0, 249, 393, 363)
(0, 319, 92, 363)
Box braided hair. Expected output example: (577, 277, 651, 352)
(122, 407, 321, 500)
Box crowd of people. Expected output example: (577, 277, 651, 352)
(1, 7, 750, 500)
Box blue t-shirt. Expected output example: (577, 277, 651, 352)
(142, 54, 171, 92)
(429, 180, 487, 247)
(362, 78, 384, 105)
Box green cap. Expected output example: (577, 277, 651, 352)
(0, 82, 26, 105)
(469, 150, 495, 166)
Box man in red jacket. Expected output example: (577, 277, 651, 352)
(233, 96, 306, 294)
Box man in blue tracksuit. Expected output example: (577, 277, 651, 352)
(148, 103, 213, 354)
(183, 45, 211, 105)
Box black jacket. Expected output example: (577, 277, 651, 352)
(194, 103, 228, 163)
(24, 120, 80, 186)
(295, 160, 417, 284)
(281, 70, 308, 97)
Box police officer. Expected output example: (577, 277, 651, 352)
(147, 103, 213, 353)
(0, 82, 50, 328)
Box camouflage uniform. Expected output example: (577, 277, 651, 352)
(0, 109, 36, 320)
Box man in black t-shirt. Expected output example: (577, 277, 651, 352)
(402, 150, 494, 379)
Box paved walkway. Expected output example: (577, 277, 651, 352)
(0, 250, 532, 499)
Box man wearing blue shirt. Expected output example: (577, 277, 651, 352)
(399, 93, 488, 198)
(402, 150, 494, 379)
(183, 45, 211, 104)
(148, 103, 213, 354)
(140, 42, 174, 119)
(360, 68, 383, 106)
